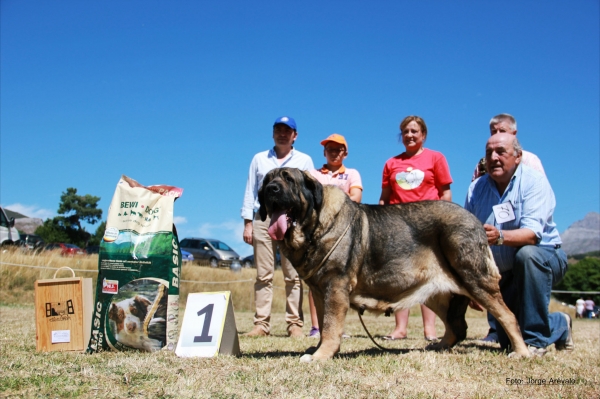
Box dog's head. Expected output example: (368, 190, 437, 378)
(258, 168, 323, 241)
(129, 295, 151, 321)
(108, 295, 152, 334)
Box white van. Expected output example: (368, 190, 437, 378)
(0, 206, 20, 245)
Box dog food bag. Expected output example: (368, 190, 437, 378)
(88, 175, 183, 353)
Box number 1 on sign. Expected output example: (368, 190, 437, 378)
(194, 304, 213, 343)
(176, 292, 231, 357)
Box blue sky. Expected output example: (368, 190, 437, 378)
(2, 0, 598, 257)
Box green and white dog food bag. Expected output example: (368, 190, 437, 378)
(88, 175, 183, 353)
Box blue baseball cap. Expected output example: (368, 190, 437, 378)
(273, 116, 297, 130)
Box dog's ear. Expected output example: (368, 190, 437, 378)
(108, 303, 116, 317)
(108, 303, 120, 320)
(258, 170, 274, 222)
(134, 295, 152, 309)
(300, 169, 323, 222)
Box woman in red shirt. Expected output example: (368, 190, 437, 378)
(379, 115, 453, 341)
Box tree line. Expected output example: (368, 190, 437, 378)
(553, 254, 600, 305)
(35, 188, 105, 248)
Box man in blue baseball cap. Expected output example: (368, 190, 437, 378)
(273, 115, 297, 130)
(241, 116, 314, 337)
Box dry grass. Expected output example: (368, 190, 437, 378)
(0, 247, 299, 314)
(1, 248, 599, 398)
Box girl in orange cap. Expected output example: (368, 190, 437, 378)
(307, 133, 363, 338)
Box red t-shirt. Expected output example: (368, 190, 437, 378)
(381, 148, 452, 204)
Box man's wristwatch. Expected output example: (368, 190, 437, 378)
(496, 230, 504, 246)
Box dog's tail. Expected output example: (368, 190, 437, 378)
(484, 246, 501, 279)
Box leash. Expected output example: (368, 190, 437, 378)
(300, 211, 358, 281)
(357, 306, 397, 352)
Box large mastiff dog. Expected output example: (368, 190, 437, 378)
(258, 168, 530, 361)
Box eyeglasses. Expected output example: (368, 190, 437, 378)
(325, 147, 345, 154)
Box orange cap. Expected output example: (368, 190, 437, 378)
(320, 133, 348, 151)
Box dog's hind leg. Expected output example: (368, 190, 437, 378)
(443, 244, 530, 357)
(461, 268, 529, 356)
(424, 292, 468, 350)
(475, 292, 530, 357)
(456, 271, 530, 357)
(446, 295, 469, 343)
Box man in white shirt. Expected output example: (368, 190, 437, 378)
(472, 114, 545, 181)
(241, 116, 315, 337)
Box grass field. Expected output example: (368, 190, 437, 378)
(1, 249, 599, 398)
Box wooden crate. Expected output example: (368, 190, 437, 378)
(34, 268, 93, 352)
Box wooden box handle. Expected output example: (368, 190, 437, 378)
(53, 267, 76, 279)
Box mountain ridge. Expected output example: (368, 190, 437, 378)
(560, 212, 600, 256)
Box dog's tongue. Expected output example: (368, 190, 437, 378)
(268, 210, 288, 241)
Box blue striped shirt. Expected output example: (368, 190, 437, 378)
(241, 147, 314, 220)
(464, 164, 562, 272)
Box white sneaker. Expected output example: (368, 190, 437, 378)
(528, 345, 547, 357)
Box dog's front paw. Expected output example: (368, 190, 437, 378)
(300, 354, 314, 362)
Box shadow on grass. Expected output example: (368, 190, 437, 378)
(459, 340, 506, 354)
(241, 347, 416, 359)
(239, 337, 505, 360)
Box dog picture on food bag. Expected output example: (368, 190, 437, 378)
(106, 279, 167, 352)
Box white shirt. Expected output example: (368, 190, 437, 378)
(241, 147, 314, 220)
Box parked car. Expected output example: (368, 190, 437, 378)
(179, 237, 240, 268)
(181, 249, 194, 263)
(44, 243, 86, 256)
(18, 233, 45, 251)
(0, 206, 20, 246)
(242, 252, 282, 269)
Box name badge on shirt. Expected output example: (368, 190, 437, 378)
(493, 202, 515, 224)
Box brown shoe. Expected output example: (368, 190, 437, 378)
(288, 325, 304, 338)
(244, 326, 269, 337)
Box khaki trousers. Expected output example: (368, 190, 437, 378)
(252, 213, 303, 333)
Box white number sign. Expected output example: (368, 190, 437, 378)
(175, 291, 240, 357)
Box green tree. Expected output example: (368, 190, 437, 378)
(35, 188, 102, 248)
(35, 218, 70, 244)
(56, 188, 102, 230)
(87, 221, 106, 246)
(554, 257, 600, 304)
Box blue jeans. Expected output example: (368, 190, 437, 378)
(497, 245, 569, 349)
(587, 309, 594, 319)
